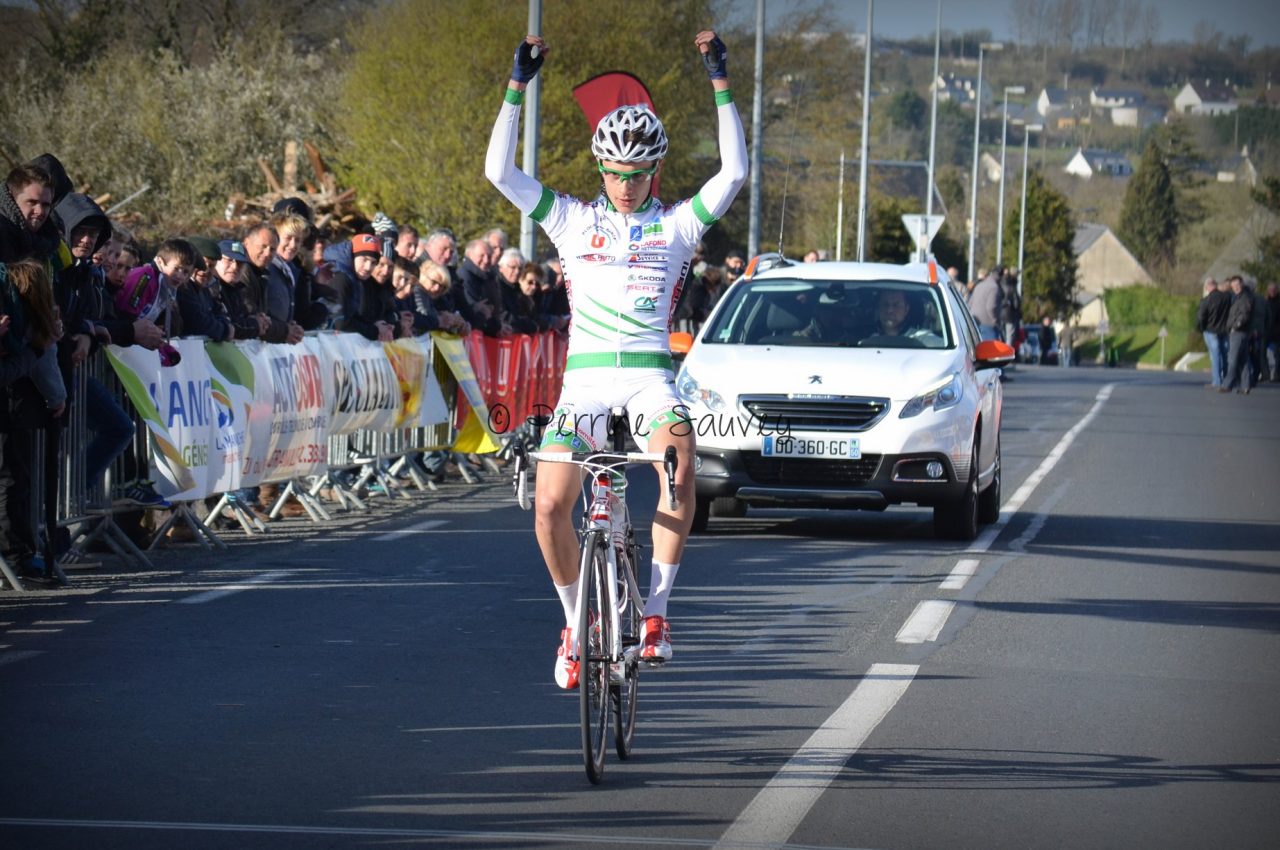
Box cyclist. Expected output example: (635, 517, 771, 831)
(486, 30, 747, 688)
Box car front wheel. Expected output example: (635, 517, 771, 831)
(934, 446, 979, 541)
(977, 436, 1001, 526)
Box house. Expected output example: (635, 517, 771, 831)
(1090, 88, 1144, 109)
(1036, 87, 1085, 118)
(1111, 104, 1165, 129)
(1064, 148, 1133, 179)
(1216, 146, 1259, 187)
(932, 73, 993, 108)
(1073, 223, 1153, 325)
(1173, 81, 1238, 115)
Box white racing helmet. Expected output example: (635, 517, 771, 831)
(591, 105, 668, 163)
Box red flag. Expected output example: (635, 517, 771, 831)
(573, 71, 662, 196)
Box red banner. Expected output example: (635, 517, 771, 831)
(462, 330, 567, 438)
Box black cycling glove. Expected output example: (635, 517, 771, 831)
(512, 40, 544, 83)
(700, 35, 727, 80)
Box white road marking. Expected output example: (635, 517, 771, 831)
(968, 382, 1115, 556)
(895, 600, 956, 643)
(713, 663, 918, 850)
(940, 558, 980, 590)
(177, 570, 294, 605)
(372, 520, 447, 541)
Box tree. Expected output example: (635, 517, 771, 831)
(1243, 176, 1280, 285)
(336, 0, 715, 241)
(1117, 138, 1178, 273)
(1003, 169, 1076, 319)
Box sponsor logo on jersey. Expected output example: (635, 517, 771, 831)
(642, 222, 663, 237)
(625, 283, 665, 294)
(628, 242, 641, 251)
(627, 273, 665, 283)
(633, 296, 658, 313)
(640, 239, 667, 249)
(629, 225, 644, 242)
(627, 253, 667, 263)
(626, 264, 668, 273)
(580, 222, 619, 251)
(577, 253, 615, 264)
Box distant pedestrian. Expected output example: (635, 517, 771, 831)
(1037, 316, 1056, 365)
(1195, 276, 1230, 388)
(1246, 277, 1269, 388)
(967, 268, 1003, 341)
(1265, 282, 1279, 382)
(1221, 275, 1254, 394)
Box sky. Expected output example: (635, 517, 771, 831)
(730, 0, 1280, 48)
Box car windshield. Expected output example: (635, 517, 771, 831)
(700, 278, 955, 349)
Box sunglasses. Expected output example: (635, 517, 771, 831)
(597, 163, 658, 183)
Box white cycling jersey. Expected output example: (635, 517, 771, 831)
(485, 87, 748, 373)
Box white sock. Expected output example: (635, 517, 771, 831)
(644, 560, 680, 619)
(554, 578, 579, 628)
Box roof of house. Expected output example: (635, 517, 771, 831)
(1040, 87, 1083, 105)
(1073, 222, 1109, 255)
(1183, 81, 1237, 103)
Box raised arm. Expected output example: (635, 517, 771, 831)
(692, 31, 748, 222)
(485, 35, 551, 215)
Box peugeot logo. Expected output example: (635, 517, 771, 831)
(809, 375, 822, 384)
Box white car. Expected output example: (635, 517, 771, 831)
(674, 256, 1015, 540)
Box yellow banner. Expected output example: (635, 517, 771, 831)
(430, 332, 500, 453)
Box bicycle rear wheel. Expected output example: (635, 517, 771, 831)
(579, 529, 611, 784)
(613, 538, 641, 759)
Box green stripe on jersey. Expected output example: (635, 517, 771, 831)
(714, 88, 734, 107)
(504, 87, 524, 105)
(584, 294, 653, 331)
(577, 305, 647, 338)
(692, 192, 719, 226)
(530, 187, 555, 222)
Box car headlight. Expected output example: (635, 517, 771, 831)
(676, 368, 727, 412)
(899, 373, 963, 418)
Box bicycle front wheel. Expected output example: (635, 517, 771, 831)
(613, 539, 641, 759)
(579, 529, 611, 784)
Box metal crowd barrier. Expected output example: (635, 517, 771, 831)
(3, 333, 494, 592)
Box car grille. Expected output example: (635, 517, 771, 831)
(741, 453, 883, 487)
(739, 395, 890, 432)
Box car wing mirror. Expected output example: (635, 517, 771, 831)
(974, 339, 1016, 367)
(670, 331, 694, 354)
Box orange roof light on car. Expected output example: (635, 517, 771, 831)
(927, 260, 938, 285)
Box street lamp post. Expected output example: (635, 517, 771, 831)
(995, 85, 1025, 267)
(967, 41, 1002, 286)
(1016, 124, 1043, 301)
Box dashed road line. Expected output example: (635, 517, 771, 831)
(940, 558, 980, 591)
(177, 570, 294, 605)
(714, 663, 918, 849)
(895, 600, 956, 644)
(372, 519, 447, 541)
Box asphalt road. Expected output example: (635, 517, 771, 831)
(2, 365, 1277, 849)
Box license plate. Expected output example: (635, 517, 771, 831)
(761, 434, 861, 459)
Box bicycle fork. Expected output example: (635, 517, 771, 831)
(588, 472, 625, 666)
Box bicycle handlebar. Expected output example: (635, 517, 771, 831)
(518, 448, 681, 511)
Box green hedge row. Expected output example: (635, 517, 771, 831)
(1102, 285, 1198, 330)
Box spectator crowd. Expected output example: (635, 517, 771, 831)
(0, 154, 747, 583)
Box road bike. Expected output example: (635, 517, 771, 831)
(512, 410, 678, 784)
